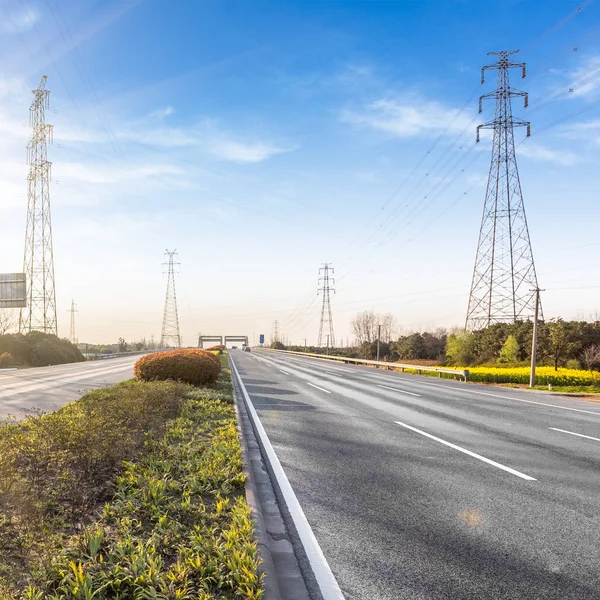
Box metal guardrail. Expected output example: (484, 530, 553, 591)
(263, 348, 470, 381)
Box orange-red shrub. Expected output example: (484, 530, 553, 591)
(134, 349, 221, 386)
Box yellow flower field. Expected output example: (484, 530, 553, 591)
(457, 366, 598, 386)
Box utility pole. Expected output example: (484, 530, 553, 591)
(317, 263, 336, 347)
(466, 50, 541, 330)
(68, 299, 77, 344)
(326, 334, 330, 355)
(529, 288, 544, 388)
(304, 338, 307, 353)
(160, 250, 181, 348)
(20, 76, 57, 336)
(376, 324, 381, 362)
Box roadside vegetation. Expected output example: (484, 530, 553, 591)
(0, 351, 262, 599)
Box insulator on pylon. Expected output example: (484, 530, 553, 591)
(524, 94, 529, 108)
(526, 124, 531, 137)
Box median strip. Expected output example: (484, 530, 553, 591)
(549, 427, 600, 442)
(0, 353, 263, 597)
(394, 420, 537, 481)
(378, 384, 421, 397)
(307, 382, 332, 394)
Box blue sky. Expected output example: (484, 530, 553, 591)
(1, 0, 600, 345)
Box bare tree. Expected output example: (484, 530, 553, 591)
(581, 345, 600, 372)
(352, 310, 377, 345)
(380, 313, 396, 343)
(352, 311, 396, 344)
(0, 310, 16, 335)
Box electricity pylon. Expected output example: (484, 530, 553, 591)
(317, 263, 335, 347)
(272, 320, 280, 344)
(466, 50, 541, 331)
(19, 75, 57, 336)
(160, 250, 181, 348)
(69, 299, 77, 344)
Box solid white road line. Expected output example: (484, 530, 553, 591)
(378, 384, 421, 397)
(464, 389, 600, 416)
(394, 420, 537, 481)
(279, 369, 291, 375)
(549, 427, 600, 442)
(230, 357, 344, 599)
(307, 382, 332, 394)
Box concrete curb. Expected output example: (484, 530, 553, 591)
(229, 358, 283, 599)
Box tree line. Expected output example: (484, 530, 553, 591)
(279, 310, 600, 371)
(0, 332, 84, 368)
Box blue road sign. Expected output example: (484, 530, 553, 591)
(259, 334, 265, 344)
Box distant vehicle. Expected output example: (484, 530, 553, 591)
(244, 346, 251, 352)
(231, 345, 238, 349)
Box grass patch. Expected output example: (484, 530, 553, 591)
(0, 355, 263, 599)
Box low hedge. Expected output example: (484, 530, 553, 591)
(135, 349, 221, 385)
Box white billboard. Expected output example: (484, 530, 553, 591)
(0, 273, 26, 308)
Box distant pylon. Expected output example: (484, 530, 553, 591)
(466, 50, 541, 330)
(19, 75, 57, 336)
(272, 320, 280, 344)
(317, 263, 335, 347)
(69, 299, 77, 344)
(160, 250, 181, 348)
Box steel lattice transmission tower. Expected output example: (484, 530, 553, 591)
(317, 263, 335, 347)
(466, 50, 541, 331)
(69, 299, 77, 344)
(272, 320, 280, 345)
(19, 75, 58, 336)
(160, 250, 181, 348)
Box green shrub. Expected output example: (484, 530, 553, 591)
(0, 353, 13, 368)
(566, 359, 581, 370)
(135, 349, 221, 385)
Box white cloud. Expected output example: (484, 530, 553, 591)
(54, 161, 185, 184)
(149, 106, 174, 119)
(209, 139, 291, 163)
(518, 142, 579, 166)
(341, 96, 471, 138)
(0, 7, 40, 34)
(560, 119, 600, 145)
(567, 55, 600, 99)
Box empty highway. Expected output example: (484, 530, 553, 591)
(0, 356, 138, 419)
(231, 349, 600, 600)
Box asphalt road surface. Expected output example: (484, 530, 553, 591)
(231, 349, 600, 600)
(0, 356, 138, 419)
